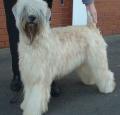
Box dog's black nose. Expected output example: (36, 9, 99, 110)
(28, 15, 36, 23)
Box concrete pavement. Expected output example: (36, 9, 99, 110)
(0, 35, 120, 115)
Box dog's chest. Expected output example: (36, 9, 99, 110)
(19, 43, 58, 80)
(19, 45, 49, 78)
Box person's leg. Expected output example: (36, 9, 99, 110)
(3, 0, 22, 92)
(44, 0, 53, 9)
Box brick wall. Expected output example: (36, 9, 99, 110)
(51, 0, 73, 27)
(0, 0, 120, 48)
(96, 0, 120, 35)
(0, 0, 8, 48)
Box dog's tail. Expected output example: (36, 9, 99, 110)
(87, 11, 96, 28)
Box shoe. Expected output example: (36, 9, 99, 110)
(9, 89, 23, 104)
(51, 81, 61, 97)
(10, 75, 22, 92)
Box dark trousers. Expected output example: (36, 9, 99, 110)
(3, 0, 20, 77)
(3, 0, 53, 77)
(44, 0, 53, 9)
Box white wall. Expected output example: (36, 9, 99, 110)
(72, 0, 87, 26)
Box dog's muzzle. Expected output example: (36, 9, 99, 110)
(24, 15, 39, 43)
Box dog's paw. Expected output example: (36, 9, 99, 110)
(20, 102, 25, 110)
(41, 103, 48, 114)
(100, 80, 115, 94)
(98, 72, 116, 93)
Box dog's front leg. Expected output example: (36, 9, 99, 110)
(23, 81, 51, 115)
(20, 86, 31, 111)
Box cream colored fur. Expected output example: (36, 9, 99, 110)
(12, 0, 116, 115)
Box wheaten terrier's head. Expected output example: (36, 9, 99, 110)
(12, 0, 51, 42)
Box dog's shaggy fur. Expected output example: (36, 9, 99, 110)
(13, 0, 115, 115)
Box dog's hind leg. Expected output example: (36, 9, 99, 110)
(23, 81, 51, 115)
(85, 44, 116, 93)
(76, 64, 95, 85)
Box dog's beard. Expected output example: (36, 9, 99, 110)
(24, 22, 39, 43)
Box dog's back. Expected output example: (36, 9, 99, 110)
(52, 11, 99, 40)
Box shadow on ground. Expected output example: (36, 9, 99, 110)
(0, 35, 120, 115)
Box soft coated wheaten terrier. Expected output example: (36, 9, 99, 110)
(12, 0, 115, 115)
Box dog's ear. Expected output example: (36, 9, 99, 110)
(46, 8, 51, 21)
(12, 4, 17, 18)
